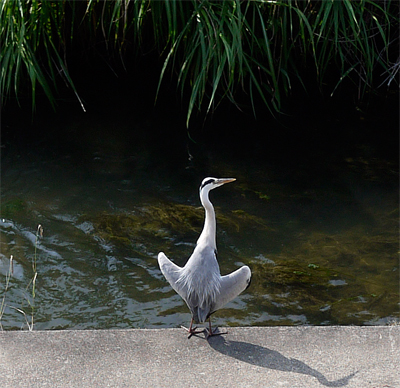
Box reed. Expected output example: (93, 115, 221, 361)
(0, 256, 13, 330)
(0, 0, 398, 124)
(24, 224, 43, 330)
(0, 225, 42, 330)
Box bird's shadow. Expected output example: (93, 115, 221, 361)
(207, 335, 357, 387)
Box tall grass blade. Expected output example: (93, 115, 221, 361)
(0, 0, 398, 122)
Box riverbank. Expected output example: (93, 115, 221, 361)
(1, 326, 398, 387)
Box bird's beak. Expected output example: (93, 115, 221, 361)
(216, 178, 236, 186)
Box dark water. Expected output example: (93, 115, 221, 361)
(0, 98, 398, 330)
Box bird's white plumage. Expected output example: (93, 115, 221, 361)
(158, 177, 251, 327)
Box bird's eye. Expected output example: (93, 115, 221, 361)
(200, 178, 215, 190)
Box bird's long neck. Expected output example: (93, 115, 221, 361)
(197, 189, 216, 249)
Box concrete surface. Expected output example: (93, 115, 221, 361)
(0, 326, 399, 387)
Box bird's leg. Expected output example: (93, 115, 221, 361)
(181, 318, 205, 339)
(205, 318, 227, 339)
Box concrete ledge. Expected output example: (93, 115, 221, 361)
(1, 326, 399, 387)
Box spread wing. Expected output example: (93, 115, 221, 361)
(212, 265, 251, 313)
(158, 252, 188, 302)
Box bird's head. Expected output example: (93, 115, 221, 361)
(197, 177, 236, 246)
(200, 177, 236, 193)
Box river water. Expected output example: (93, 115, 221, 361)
(1, 95, 398, 330)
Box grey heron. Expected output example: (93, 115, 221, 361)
(158, 177, 251, 338)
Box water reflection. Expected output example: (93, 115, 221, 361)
(0, 109, 398, 330)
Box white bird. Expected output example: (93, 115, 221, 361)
(158, 177, 251, 338)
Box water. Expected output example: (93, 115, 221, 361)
(1, 100, 398, 330)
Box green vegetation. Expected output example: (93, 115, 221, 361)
(250, 225, 399, 325)
(0, 256, 13, 330)
(1, 198, 26, 219)
(1, 0, 398, 124)
(79, 202, 272, 256)
(0, 225, 42, 330)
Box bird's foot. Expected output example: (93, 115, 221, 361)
(181, 325, 205, 339)
(205, 327, 227, 339)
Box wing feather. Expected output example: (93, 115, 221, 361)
(212, 265, 251, 313)
(158, 252, 188, 301)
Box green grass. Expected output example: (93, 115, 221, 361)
(1, 0, 398, 124)
(0, 256, 13, 330)
(0, 224, 42, 331)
